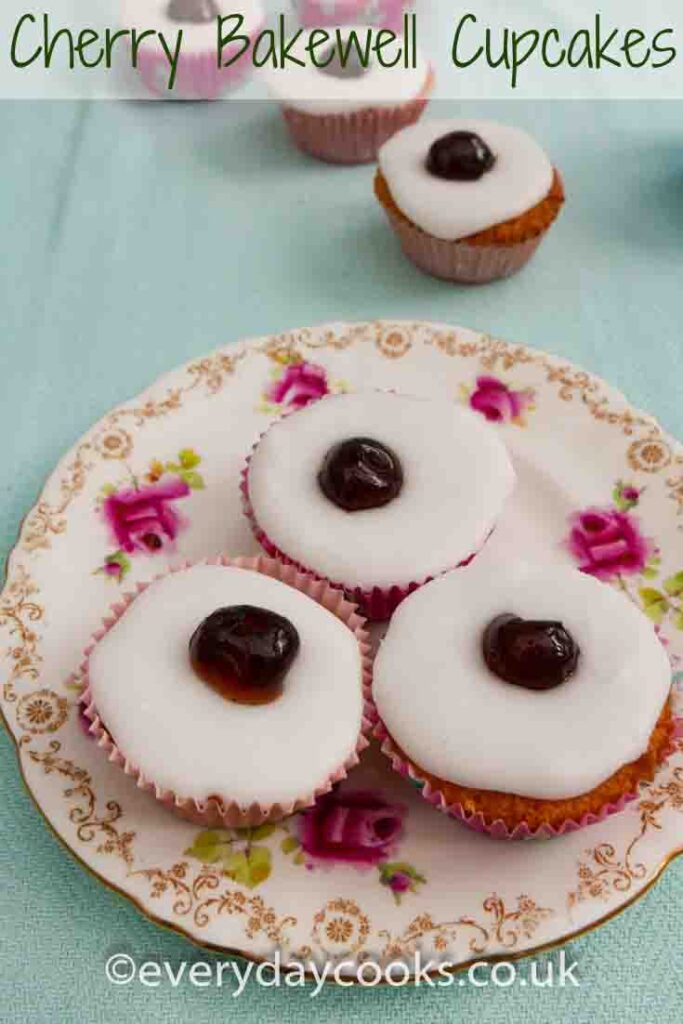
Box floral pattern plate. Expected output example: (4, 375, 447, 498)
(2, 320, 682, 977)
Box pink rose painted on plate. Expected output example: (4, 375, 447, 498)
(265, 360, 330, 411)
(184, 788, 427, 901)
(467, 376, 535, 426)
(103, 477, 190, 555)
(567, 507, 651, 580)
(378, 861, 427, 904)
(96, 448, 204, 581)
(618, 485, 640, 507)
(298, 790, 405, 865)
(565, 481, 683, 634)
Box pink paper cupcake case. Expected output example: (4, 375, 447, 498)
(134, 28, 263, 100)
(281, 67, 433, 165)
(79, 555, 375, 829)
(373, 715, 681, 841)
(240, 451, 479, 621)
(380, 208, 547, 285)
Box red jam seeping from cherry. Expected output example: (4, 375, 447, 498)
(427, 131, 496, 182)
(318, 437, 404, 512)
(189, 605, 300, 705)
(166, 0, 219, 23)
(482, 614, 580, 691)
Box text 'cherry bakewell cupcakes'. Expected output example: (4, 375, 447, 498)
(373, 561, 676, 839)
(267, 25, 433, 164)
(79, 557, 373, 827)
(123, 0, 265, 100)
(375, 119, 565, 283)
(242, 391, 515, 620)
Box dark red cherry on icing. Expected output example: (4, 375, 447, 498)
(189, 606, 300, 705)
(426, 131, 496, 182)
(166, 0, 219, 23)
(482, 614, 579, 691)
(318, 437, 403, 512)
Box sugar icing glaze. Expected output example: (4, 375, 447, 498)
(373, 561, 672, 800)
(266, 26, 430, 115)
(88, 565, 364, 805)
(247, 392, 515, 590)
(120, 0, 264, 52)
(378, 119, 555, 241)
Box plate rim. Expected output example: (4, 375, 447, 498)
(2, 318, 682, 982)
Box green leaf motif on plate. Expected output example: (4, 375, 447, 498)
(639, 587, 669, 624)
(178, 448, 201, 469)
(185, 828, 274, 888)
(223, 846, 272, 889)
(280, 835, 301, 854)
(184, 829, 234, 865)
(663, 571, 683, 598)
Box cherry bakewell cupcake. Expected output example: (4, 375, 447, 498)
(79, 556, 373, 827)
(373, 561, 676, 839)
(123, 0, 264, 100)
(267, 25, 433, 164)
(242, 392, 515, 620)
(375, 119, 564, 283)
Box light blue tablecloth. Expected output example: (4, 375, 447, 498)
(1, 97, 682, 1022)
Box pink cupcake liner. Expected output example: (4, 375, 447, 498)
(133, 28, 263, 100)
(79, 555, 375, 828)
(379, 204, 549, 284)
(296, 1, 410, 32)
(281, 67, 433, 165)
(240, 440, 481, 621)
(373, 714, 681, 840)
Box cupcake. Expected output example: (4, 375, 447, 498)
(80, 556, 372, 827)
(375, 119, 564, 283)
(123, 0, 264, 100)
(242, 392, 515, 620)
(373, 561, 675, 839)
(295, 1, 409, 32)
(267, 25, 433, 164)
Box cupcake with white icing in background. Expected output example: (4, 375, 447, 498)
(373, 561, 676, 839)
(123, 0, 264, 100)
(267, 25, 433, 164)
(295, 1, 410, 33)
(242, 391, 515, 620)
(375, 119, 564, 282)
(80, 556, 373, 827)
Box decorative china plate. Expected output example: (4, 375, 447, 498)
(2, 321, 682, 977)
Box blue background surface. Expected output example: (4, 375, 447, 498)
(1, 97, 682, 1021)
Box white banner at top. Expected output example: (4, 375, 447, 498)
(0, 1, 681, 99)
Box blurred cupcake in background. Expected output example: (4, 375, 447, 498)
(375, 118, 564, 283)
(294, 1, 411, 32)
(268, 24, 433, 164)
(123, 0, 265, 100)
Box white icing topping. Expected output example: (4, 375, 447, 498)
(373, 561, 672, 800)
(120, 1, 264, 53)
(88, 565, 363, 806)
(266, 26, 430, 115)
(378, 119, 555, 241)
(247, 392, 515, 590)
